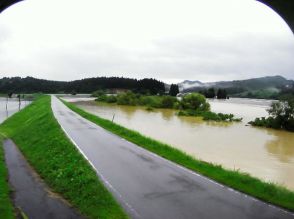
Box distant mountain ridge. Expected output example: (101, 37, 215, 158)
(179, 80, 205, 90)
(178, 75, 294, 92)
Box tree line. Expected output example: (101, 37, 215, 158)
(0, 76, 166, 95)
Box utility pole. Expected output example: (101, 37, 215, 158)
(18, 94, 21, 111)
(6, 96, 8, 118)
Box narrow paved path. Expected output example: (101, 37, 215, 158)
(3, 139, 83, 219)
(52, 96, 294, 219)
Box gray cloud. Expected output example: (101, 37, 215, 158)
(150, 34, 294, 81)
(26, 34, 294, 82)
(0, 0, 293, 83)
(0, 25, 11, 53)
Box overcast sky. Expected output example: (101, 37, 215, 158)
(0, 0, 293, 83)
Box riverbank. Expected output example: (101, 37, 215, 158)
(62, 98, 294, 212)
(0, 96, 128, 219)
(0, 134, 15, 219)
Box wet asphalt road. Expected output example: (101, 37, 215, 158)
(52, 96, 294, 219)
(3, 139, 83, 219)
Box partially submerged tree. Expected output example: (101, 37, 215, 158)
(217, 89, 227, 99)
(250, 98, 294, 131)
(161, 96, 178, 108)
(268, 99, 294, 131)
(180, 93, 210, 111)
(205, 88, 216, 98)
(169, 84, 180, 96)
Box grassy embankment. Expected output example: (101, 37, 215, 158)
(62, 99, 294, 212)
(0, 96, 128, 219)
(0, 134, 15, 219)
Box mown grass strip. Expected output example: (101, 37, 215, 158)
(62, 98, 294, 212)
(0, 96, 128, 219)
(0, 134, 15, 219)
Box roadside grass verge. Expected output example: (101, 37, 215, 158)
(62, 99, 294, 212)
(0, 96, 128, 219)
(0, 134, 15, 219)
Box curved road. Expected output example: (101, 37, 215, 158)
(51, 96, 294, 219)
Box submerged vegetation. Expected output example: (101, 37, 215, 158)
(0, 135, 15, 219)
(249, 98, 294, 132)
(176, 93, 241, 122)
(0, 96, 127, 219)
(95, 91, 242, 122)
(62, 99, 294, 211)
(177, 110, 242, 122)
(96, 91, 178, 108)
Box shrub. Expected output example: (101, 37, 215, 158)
(105, 95, 117, 103)
(160, 96, 178, 108)
(96, 94, 108, 102)
(117, 91, 138, 105)
(178, 110, 242, 122)
(138, 96, 161, 108)
(92, 90, 106, 97)
(250, 98, 294, 131)
(180, 93, 210, 111)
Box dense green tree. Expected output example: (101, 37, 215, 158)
(160, 96, 178, 108)
(217, 89, 227, 99)
(117, 91, 138, 105)
(137, 78, 165, 95)
(206, 88, 215, 98)
(169, 84, 179, 96)
(250, 98, 294, 131)
(268, 99, 294, 130)
(92, 90, 106, 97)
(180, 93, 210, 111)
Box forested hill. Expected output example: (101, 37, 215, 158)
(0, 77, 165, 94)
(179, 76, 293, 92)
(178, 75, 294, 99)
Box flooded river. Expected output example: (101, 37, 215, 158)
(66, 97, 294, 191)
(0, 98, 29, 123)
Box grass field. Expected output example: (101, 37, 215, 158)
(0, 96, 128, 219)
(0, 134, 15, 219)
(62, 98, 294, 212)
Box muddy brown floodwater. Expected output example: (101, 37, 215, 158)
(66, 97, 294, 191)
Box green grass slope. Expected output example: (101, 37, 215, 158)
(0, 96, 128, 219)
